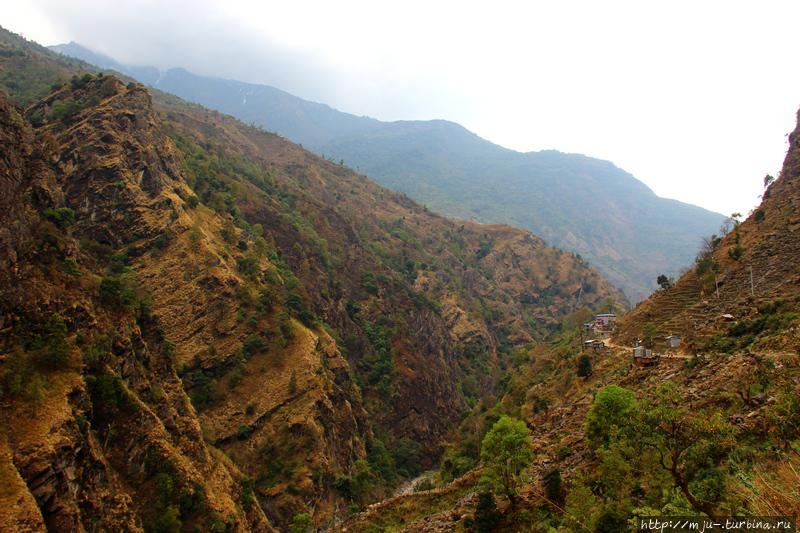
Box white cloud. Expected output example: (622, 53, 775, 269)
(6, 0, 800, 215)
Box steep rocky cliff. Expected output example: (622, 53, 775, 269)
(0, 26, 626, 530)
(155, 100, 626, 452)
(0, 85, 278, 531)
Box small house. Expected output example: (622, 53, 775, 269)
(594, 313, 616, 328)
(584, 339, 606, 353)
(665, 335, 681, 349)
(633, 346, 659, 367)
(583, 322, 595, 332)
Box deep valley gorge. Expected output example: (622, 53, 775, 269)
(1, 14, 799, 533)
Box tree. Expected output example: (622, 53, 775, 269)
(656, 274, 672, 290)
(586, 385, 639, 450)
(640, 383, 736, 519)
(333, 459, 374, 504)
(577, 354, 592, 378)
(642, 322, 657, 348)
(764, 174, 775, 188)
(543, 468, 563, 504)
(43, 207, 76, 229)
(480, 416, 533, 503)
(37, 314, 71, 369)
(728, 212, 744, 261)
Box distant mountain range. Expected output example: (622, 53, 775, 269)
(51, 42, 726, 300)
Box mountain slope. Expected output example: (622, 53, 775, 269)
(615, 108, 800, 353)
(1, 26, 625, 530)
(0, 77, 279, 532)
(50, 42, 726, 301)
(345, 108, 800, 533)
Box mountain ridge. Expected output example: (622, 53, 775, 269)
(49, 42, 726, 301)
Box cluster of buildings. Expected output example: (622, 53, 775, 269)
(581, 313, 616, 354)
(579, 313, 683, 368)
(632, 335, 681, 366)
(583, 313, 617, 332)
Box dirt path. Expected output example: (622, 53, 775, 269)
(604, 338, 694, 360)
(392, 473, 430, 497)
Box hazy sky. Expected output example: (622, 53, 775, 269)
(7, 1, 800, 216)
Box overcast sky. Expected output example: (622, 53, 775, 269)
(7, 0, 800, 216)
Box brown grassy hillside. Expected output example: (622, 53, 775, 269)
(0, 25, 627, 530)
(0, 84, 278, 531)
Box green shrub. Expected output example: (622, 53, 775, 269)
(151, 505, 181, 533)
(289, 513, 312, 533)
(285, 293, 316, 326)
(289, 513, 314, 533)
(0, 348, 45, 401)
(178, 483, 204, 517)
(257, 290, 274, 312)
(152, 232, 170, 250)
(543, 468, 563, 503)
(35, 314, 71, 369)
(108, 250, 130, 273)
(236, 254, 259, 278)
(43, 207, 76, 229)
(440, 449, 476, 482)
(240, 479, 255, 510)
(99, 276, 137, 310)
(90, 373, 125, 409)
(361, 272, 378, 295)
(474, 491, 500, 533)
(62, 259, 81, 276)
(50, 100, 82, 122)
(228, 367, 243, 389)
(333, 460, 373, 503)
(586, 385, 639, 449)
(278, 313, 294, 340)
(393, 437, 423, 478)
(480, 416, 533, 501)
(154, 472, 176, 505)
(69, 73, 94, 88)
(367, 438, 397, 482)
(595, 506, 628, 533)
(236, 424, 253, 439)
(243, 334, 266, 355)
(187, 368, 217, 408)
(577, 354, 592, 377)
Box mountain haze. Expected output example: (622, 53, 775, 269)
(51, 42, 726, 301)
